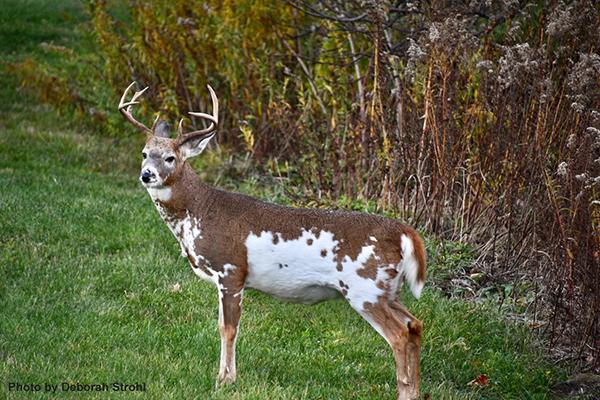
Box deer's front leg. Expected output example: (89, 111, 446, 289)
(217, 286, 243, 385)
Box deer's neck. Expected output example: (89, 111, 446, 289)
(147, 163, 214, 219)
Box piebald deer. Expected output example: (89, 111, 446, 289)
(119, 82, 426, 400)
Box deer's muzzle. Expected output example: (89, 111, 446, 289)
(141, 169, 156, 184)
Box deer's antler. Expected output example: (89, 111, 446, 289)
(176, 85, 219, 145)
(118, 82, 158, 135)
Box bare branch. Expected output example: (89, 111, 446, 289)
(280, 37, 328, 116)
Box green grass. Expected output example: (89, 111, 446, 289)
(0, 0, 85, 55)
(0, 1, 566, 399)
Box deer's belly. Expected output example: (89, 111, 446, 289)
(248, 279, 340, 304)
(244, 229, 344, 304)
(246, 268, 341, 304)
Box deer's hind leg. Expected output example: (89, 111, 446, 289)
(389, 301, 422, 400)
(351, 297, 422, 400)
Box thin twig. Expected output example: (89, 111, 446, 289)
(280, 36, 328, 116)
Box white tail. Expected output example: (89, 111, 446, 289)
(400, 234, 426, 299)
(119, 82, 426, 400)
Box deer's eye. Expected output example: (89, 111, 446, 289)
(142, 152, 147, 159)
(165, 156, 175, 163)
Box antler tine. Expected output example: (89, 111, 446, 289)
(150, 114, 160, 131)
(118, 82, 153, 135)
(177, 118, 185, 135)
(177, 85, 219, 144)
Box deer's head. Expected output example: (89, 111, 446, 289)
(118, 82, 219, 188)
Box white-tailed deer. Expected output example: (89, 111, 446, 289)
(119, 82, 426, 400)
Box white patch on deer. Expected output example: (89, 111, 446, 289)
(176, 212, 202, 256)
(216, 264, 239, 291)
(244, 229, 386, 306)
(147, 186, 172, 202)
(369, 236, 378, 242)
(400, 234, 423, 299)
(336, 244, 386, 309)
(191, 264, 218, 284)
(154, 202, 187, 257)
(218, 263, 237, 279)
(154, 205, 215, 284)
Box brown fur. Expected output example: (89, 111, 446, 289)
(356, 256, 379, 280)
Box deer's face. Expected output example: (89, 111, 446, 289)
(140, 136, 180, 188)
(117, 82, 219, 190)
(139, 120, 216, 189)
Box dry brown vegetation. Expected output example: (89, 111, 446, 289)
(12, 0, 600, 372)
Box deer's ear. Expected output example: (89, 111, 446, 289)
(154, 120, 171, 138)
(178, 132, 216, 160)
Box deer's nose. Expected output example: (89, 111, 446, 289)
(141, 169, 156, 183)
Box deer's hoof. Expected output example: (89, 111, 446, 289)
(397, 383, 419, 400)
(216, 372, 236, 388)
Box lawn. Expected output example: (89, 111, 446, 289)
(0, 1, 565, 399)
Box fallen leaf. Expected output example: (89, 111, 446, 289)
(467, 374, 489, 387)
(170, 282, 181, 293)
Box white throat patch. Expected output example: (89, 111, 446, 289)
(147, 187, 172, 202)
